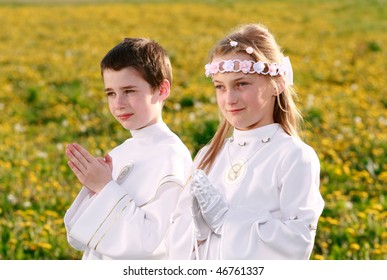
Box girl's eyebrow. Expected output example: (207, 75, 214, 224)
(212, 76, 249, 83)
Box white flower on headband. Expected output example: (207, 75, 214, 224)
(223, 60, 234, 72)
(253, 62, 265, 74)
(278, 64, 287, 76)
(230, 40, 238, 47)
(246, 47, 254, 54)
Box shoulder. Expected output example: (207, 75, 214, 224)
(194, 145, 210, 161)
(162, 131, 192, 160)
(276, 132, 319, 166)
(192, 138, 228, 167)
(108, 138, 132, 157)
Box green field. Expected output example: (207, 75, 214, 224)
(0, 0, 386, 259)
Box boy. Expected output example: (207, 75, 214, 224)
(64, 38, 192, 259)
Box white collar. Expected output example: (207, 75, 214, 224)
(130, 122, 170, 140)
(232, 123, 281, 146)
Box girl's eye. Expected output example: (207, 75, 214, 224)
(236, 82, 248, 88)
(214, 84, 225, 91)
(106, 91, 115, 97)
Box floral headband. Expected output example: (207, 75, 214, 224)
(205, 40, 294, 85)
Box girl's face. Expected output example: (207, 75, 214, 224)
(103, 67, 168, 131)
(212, 53, 277, 130)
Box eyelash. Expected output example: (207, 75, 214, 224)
(236, 82, 248, 87)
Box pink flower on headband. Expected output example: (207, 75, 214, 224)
(209, 62, 220, 74)
(269, 63, 278, 76)
(223, 60, 234, 72)
(240, 60, 252, 73)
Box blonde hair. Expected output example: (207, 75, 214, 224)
(198, 23, 302, 172)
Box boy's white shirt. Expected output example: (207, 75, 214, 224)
(64, 122, 192, 259)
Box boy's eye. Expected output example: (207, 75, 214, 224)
(106, 91, 115, 97)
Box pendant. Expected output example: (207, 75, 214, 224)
(228, 162, 242, 181)
(224, 159, 246, 185)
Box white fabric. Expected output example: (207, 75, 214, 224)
(168, 123, 324, 259)
(64, 122, 192, 259)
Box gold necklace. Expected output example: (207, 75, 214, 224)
(226, 125, 280, 183)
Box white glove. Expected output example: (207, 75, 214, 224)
(191, 194, 210, 241)
(191, 169, 229, 234)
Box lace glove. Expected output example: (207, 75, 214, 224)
(191, 169, 229, 234)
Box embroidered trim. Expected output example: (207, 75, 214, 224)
(94, 198, 134, 250)
(138, 175, 183, 208)
(87, 193, 129, 247)
(159, 174, 182, 188)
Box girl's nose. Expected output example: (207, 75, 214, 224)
(226, 89, 238, 104)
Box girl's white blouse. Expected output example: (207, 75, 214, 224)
(167, 123, 324, 259)
(64, 122, 192, 259)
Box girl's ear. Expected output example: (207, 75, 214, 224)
(158, 79, 171, 101)
(272, 78, 285, 96)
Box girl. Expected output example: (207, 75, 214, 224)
(64, 38, 192, 259)
(168, 23, 324, 259)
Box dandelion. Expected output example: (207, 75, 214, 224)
(7, 194, 18, 205)
(313, 254, 325, 260)
(349, 243, 361, 251)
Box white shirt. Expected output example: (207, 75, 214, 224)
(64, 122, 192, 259)
(168, 123, 324, 259)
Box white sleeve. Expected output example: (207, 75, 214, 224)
(64, 179, 183, 259)
(64, 187, 96, 251)
(166, 147, 209, 260)
(220, 146, 324, 259)
(165, 181, 196, 260)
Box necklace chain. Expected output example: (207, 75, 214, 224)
(227, 125, 280, 181)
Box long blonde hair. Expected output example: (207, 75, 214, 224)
(198, 23, 302, 172)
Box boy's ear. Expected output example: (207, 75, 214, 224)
(158, 79, 171, 101)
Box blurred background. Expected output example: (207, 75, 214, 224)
(0, 0, 385, 259)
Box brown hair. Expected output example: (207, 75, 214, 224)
(100, 38, 172, 89)
(198, 23, 302, 172)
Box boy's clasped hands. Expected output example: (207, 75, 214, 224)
(66, 143, 113, 194)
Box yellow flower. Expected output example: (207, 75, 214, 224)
(345, 228, 356, 236)
(321, 242, 329, 249)
(350, 243, 361, 251)
(38, 242, 52, 250)
(313, 254, 325, 260)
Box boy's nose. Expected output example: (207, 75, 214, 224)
(115, 94, 126, 108)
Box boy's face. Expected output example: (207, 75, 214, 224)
(103, 67, 164, 131)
